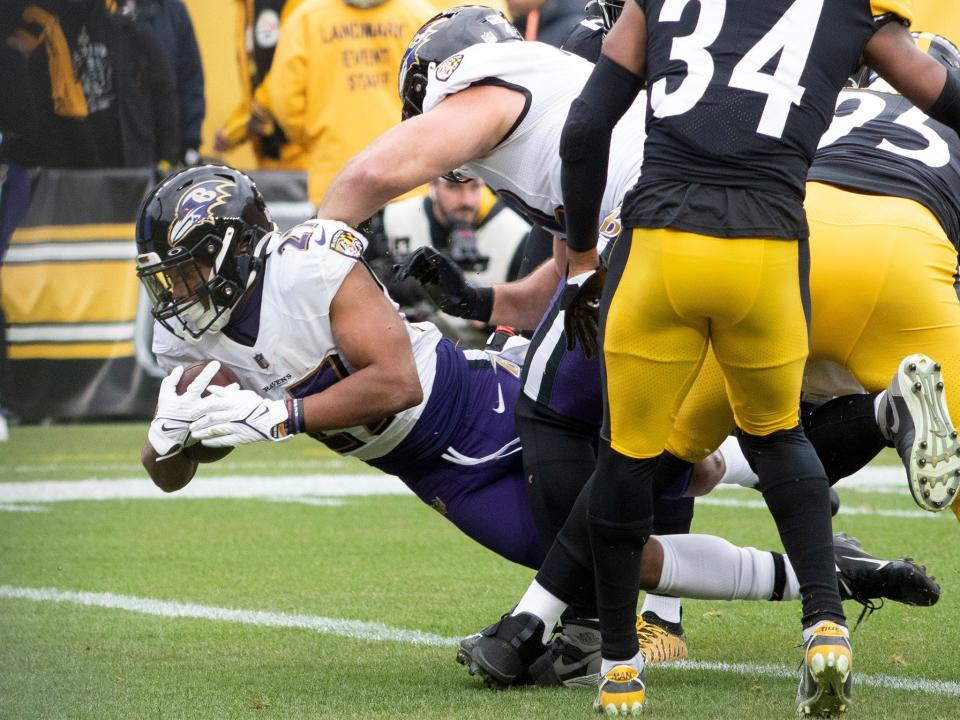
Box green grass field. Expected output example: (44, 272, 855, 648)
(2, 424, 958, 719)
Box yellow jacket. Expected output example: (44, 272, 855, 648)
(218, 0, 307, 169)
(268, 0, 436, 203)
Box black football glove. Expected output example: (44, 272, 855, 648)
(393, 246, 493, 322)
(561, 265, 607, 361)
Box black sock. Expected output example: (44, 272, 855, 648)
(802, 393, 886, 483)
(738, 427, 845, 629)
(587, 442, 656, 660)
(535, 477, 598, 614)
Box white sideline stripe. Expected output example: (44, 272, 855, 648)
(0, 471, 948, 520)
(0, 475, 407, 503)
(0, 585, 454, 647)
(0, 502, 47, 512)
(697, 496, 944, 520)
(1, 585, 958, 698)
(658, 660, 960, 697)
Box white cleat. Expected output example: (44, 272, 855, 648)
(880, 354, 960, 512)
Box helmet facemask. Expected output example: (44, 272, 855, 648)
(138, 226, 253, 341)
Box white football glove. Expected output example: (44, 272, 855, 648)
(189, 385, 296, 447)
(148, 361, 223, 460)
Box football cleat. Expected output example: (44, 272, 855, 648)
(594, 662, 646, 716)
(878, 354, 960, 512)
(464, 612, 551, 689)
(529, 618, 602, 687)
(796, 622, 852, 718)
(834, 532, 940, 611)
(635, 612, 687, 664)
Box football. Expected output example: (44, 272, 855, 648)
(177, 361, 238, 463)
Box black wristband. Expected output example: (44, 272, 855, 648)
(465, 285, 494, 323)
(285, 398, 305, 436)
(928, 69, 960, 135)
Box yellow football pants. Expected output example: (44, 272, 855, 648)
(664, 182, 960, 463)
(603, 227, 809, 459)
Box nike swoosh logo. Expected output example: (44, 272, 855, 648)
(493, 384, 505, 414)
(888, 403, 900, 435)
(160, 421, 188, 432)
(840, 555, 890, 570)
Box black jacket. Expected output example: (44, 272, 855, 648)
(135, 0, 205, 154)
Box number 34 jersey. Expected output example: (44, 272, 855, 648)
(625, 0, 913, 241)
(810, 88, 960, 251)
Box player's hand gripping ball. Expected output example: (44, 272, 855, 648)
(177, 361, 239, 462)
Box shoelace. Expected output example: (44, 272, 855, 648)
(850, 597, 883, 632)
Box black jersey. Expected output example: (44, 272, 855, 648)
(623, 0, 913, 240)
(810, 88, 960, 251)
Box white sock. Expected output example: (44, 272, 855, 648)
(718, 435, 759, 488)
(639, 593, 681, 624)
(601, 652, 645, 676)
(802, 619, 849, 643)
(512, 580, 568, 644)
(654, 534, 799, 601)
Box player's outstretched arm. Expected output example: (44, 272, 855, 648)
(317, 85, 526, 227)
(302, 263, 424, 430)
(396, 243, 561, 330)
(142, 440, 198, 493)
(865, 22, 960, 134)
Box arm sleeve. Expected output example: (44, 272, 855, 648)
(926, 69, 960, 137)
(560, 55, 644, 253)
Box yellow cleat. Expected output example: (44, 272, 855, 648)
(796, 622, 853, 718)
(635, 612, 687, 664)
(593, 663, 646, 716)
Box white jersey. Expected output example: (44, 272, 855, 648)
(153, 219, 443, 462)
(422, 40, 646, 237)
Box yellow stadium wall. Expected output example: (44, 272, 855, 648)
(913, 1, 960, 38)
(182, 0, 256, 169)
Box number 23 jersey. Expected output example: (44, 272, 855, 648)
(810, 88, 960, 251)
(625, 0, 913, 240)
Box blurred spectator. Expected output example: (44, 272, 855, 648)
(2, 0, 179, 170)
(126, 0, 205, 166)
(507, 0, 584, 46)
(367, 177, 531, 343)
(214, 0, 308, 170)
(268, 0, 436, 204)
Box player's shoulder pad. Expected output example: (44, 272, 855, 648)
(267, 218, 368, 293)
(423, 40, 527, 114)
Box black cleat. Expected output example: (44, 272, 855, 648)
(878, 354, 960, 512)
(834, 532, 940, 619)
(465, 612, 551, 689)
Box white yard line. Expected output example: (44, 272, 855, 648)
(0, 469, 949, 520)
(0, 585, 452, 647)
(1, 584, 957, 698)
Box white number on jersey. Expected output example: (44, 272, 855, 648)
(651, 0, 824, 139)
(818, 90, 951, 169)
